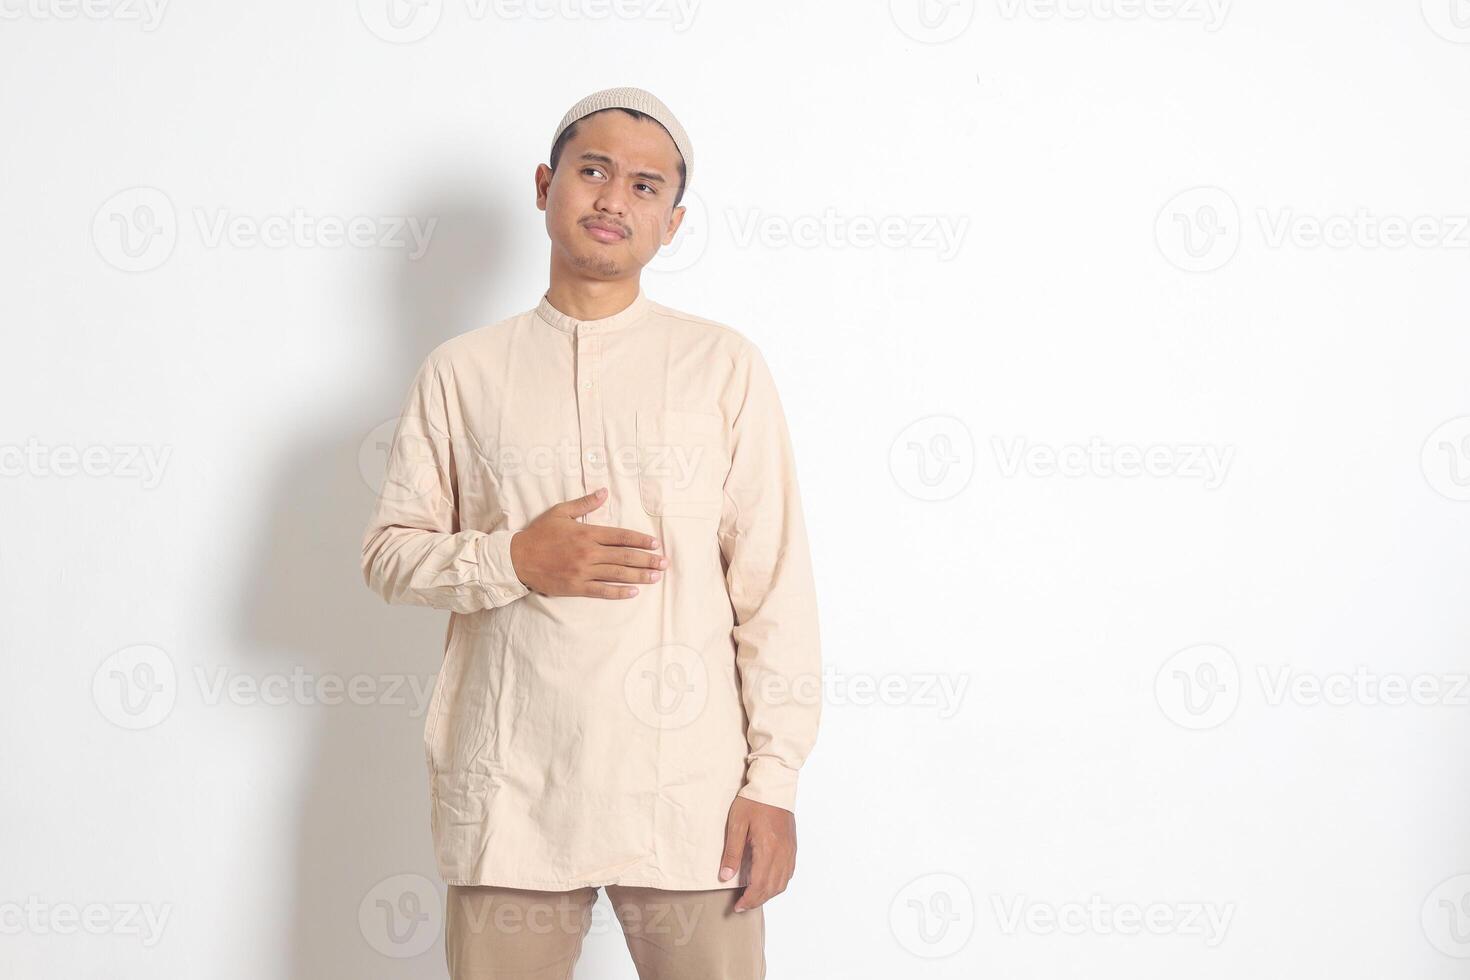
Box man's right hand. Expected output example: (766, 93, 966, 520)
(508, 487, 668, 599)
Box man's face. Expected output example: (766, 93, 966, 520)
(537, 110, 686, 281)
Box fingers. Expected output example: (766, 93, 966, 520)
(579, 582, 639, 599)
(719, 811, 748, 885)
(588, 564, 663, 585)
(543, 493, 667, 600)
(591, 525, 661, 552)
(601, 547, 667, 570)
(555, 486, 607, 518)
(733, 845, 792, 913)
(553, 496, 660, 554)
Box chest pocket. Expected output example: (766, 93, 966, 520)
(635, 408, 727, 519)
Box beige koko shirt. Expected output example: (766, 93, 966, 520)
(360, 285, 821, 891)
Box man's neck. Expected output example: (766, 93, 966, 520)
(543, 274, 641, 321)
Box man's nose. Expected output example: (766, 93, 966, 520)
(594, 190, 629, 217)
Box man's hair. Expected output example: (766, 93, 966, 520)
(548, 107, 687, 207)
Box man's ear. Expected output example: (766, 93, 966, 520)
(662, 204, 687, 246)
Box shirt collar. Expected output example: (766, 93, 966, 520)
(534, 285, 653, 335)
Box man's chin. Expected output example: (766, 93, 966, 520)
(567, 249, 624, 278)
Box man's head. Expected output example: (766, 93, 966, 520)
(536, 87, 692, 283)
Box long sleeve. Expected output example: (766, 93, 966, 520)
(361, 353, 530, 613)
(719, 342, 822, 813)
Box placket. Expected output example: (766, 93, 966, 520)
(574, 322, 611, 524)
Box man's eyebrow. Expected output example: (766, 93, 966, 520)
(576, 151, 668, 185)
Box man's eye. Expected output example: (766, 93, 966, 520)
(581, 167, 605, 178)
(636, 184, 657, 195)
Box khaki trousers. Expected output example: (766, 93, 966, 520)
(445, 883, 765, 980)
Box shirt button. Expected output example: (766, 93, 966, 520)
(586, 451, 599, 462)
(581, 380, 592, 390)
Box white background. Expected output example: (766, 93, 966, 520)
(4, 0, 1470, 977)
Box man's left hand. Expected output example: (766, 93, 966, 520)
(718, 795, 796, 912)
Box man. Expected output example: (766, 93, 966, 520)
(360, 86, 820, 979)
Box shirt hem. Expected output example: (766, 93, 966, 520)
(442, 875, 745, 891)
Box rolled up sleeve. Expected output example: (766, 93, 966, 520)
(360, 354, 530, 613)
(719, 342, 822, 813)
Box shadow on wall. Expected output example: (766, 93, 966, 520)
(237, 183, 528, 980)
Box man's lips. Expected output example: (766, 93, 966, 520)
(584, 221, 628, 243)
